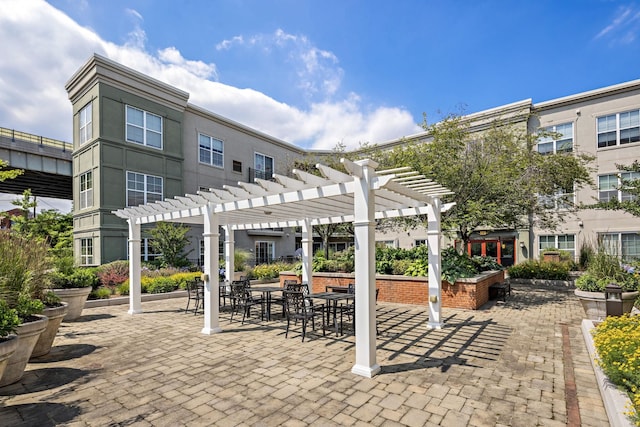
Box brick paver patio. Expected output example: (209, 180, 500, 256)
(0, 283, 608, 426)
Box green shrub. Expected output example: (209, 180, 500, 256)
(574, 250, 640, 292)
(169, 272, 201, 289)
(117, 281, 129, 296)
(404, 259, 429, 277)
(507, 260, 570, 280)
(252, 263, 291, 280)
(91, 286, 112, 300)
(0, 300, 20, 338)
(146, 276, 178, 294)
(51, 268, 98, 289)
(391, 259, 412, 275)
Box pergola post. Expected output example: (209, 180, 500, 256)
(127, 219, 142, 314)
(301, 218, 313, 288)
(223, 225, 234, 282)
(202, 205, 221, 335)
(350, 159, 380, 378)
(427, 197, 444, 329)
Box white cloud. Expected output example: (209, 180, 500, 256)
(0, 1, 421, 150)
(595, 5, 640, 45)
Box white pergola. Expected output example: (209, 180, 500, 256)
(114, 158, 454, 378)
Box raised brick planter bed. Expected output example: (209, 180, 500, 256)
(279, 270, 505, 310)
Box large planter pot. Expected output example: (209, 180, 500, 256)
(30, 302, 69, 358)
(575, 289, 639, 320)
(53, 287, 91, 321)
(0, 315, 48, 387)
(0, 335, 19, 383)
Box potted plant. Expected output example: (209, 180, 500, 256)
(0, 300, 20, 382)
(575, 250, 639, 320)
(51, 268, 97, 321)
(0, 231, 49, 386)
(30, 291, 68, 358)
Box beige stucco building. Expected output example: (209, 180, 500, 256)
(66, 54, 639, 267)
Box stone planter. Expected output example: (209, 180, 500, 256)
(53, 287, 91, 321)
(31, 302, 69, 358)
(0, 315, 48, 387)
(0, 335, 19, 383)
(575, 289, 639, 320)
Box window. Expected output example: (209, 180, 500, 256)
(141, 238, 160, 262)
(376, 240, 396, 248)
(537, 122, 573, 154)
(539, 184, 574, 210)
(233, 160, 242, 173)
(199, 134, 224, 167)
(597, 109, 640, 148)
(415, 239, 427, 247)
(126, 172, 163, 207)
(126, 105, 162, 149)
(80, 238, 94, 265)
(254, 153, 274, 180)
(255, 241, 275, 264)
(599, 233, 640, 261)
(598, 172, 640, 202)
(539, 235, 575, 259)
(79, 102, 92, 145)
(79, 171, 93, 209)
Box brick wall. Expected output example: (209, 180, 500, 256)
(279, 270, 505, 310)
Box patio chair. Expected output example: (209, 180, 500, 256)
(283, 290, 325, 342)
(229, 282, 263, 324)
(184, 279, 204, 315)
(340, 288, 379, 335)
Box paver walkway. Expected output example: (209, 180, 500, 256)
(0, 283, 608, 426)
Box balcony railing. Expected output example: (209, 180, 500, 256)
(0, 127, 72, 152)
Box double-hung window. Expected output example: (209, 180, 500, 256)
(199, 134, 224, 167)
(539, 184, 574, 210)
(80, 238, 94, 265)
(79, 102, 92, 145)
(79, 171, 93, 209)
(126, 172, 163, 207)
(599, 232, 640, 261)
(597, 109, 640, 148)
(539, 235, 575, 259)
(254, 153, 274, 180)
(537, 122, 573, 154)
(598, 172, 640, 202)
(126, 105, 162, 149)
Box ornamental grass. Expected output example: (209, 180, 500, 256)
(593, 314, 640, 425)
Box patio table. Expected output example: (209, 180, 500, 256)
(309, 292, 354, 336)
(250, 286, 283, 321)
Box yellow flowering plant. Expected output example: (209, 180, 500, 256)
(593, 314, 640, 425)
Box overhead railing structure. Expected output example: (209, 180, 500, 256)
(114, 158, 454, 378)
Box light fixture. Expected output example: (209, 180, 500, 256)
(519, 242, 526, 249)
(264, 211, 272, 215)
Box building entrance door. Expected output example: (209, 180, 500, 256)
(466, 239, 515, 267)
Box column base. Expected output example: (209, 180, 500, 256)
(427, 321, 445, 329)
(128, 309, 143, 315)
(201, 327, 222, 335)
(351, 363, 381, 378)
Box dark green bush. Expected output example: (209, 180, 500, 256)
(507, 260, 570, 280)
(145, 277, 177, 294)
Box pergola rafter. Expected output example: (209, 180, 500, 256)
(113, 158, 454, 378)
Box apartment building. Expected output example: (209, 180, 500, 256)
(66, 54, 640, 266)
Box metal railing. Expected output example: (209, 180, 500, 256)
(0, 126, 72, 152)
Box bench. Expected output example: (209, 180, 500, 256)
(489, 282, 510, 302)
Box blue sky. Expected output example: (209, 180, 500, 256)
(1, 0, 640, 210)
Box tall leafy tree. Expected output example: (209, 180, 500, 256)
(376, 114, 594, 248)
(148, 222, 193, 268)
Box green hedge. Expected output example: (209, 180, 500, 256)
(507, 260, 569, 280)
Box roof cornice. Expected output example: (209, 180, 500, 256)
(65, 54, 190, 111)
(534, 79, 640, 111)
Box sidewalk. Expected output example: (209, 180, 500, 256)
(0, 284, 608, 426)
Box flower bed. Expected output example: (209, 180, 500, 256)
(582, 318, 637, 427)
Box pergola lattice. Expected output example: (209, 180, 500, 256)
(114, 158, 454, 377)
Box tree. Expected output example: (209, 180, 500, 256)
(0, 159, 22, 182)
(148, 222, 193, 268)
(7, 190, 73, 259)
(376, 114, 594, 249)
(590, 160, 640, 217)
